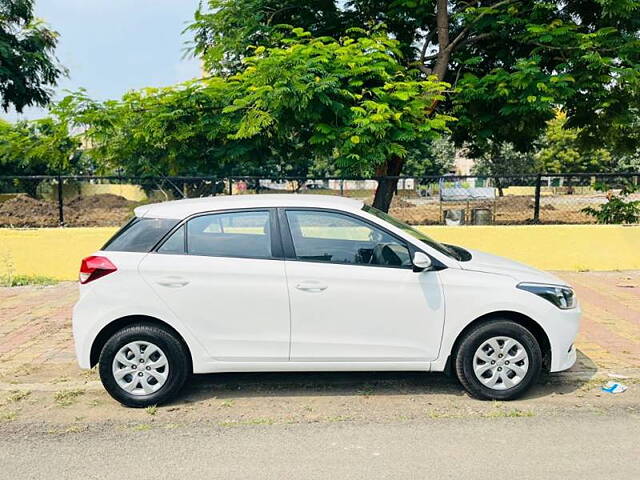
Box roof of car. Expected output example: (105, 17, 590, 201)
(134, 194, 365, 219)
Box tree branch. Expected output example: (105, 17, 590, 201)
(265, 6, 297, 26)
(418, 29, 438, 64)
(445, 0, 519, 55)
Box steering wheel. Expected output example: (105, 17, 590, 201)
(370, 243, 402, 266)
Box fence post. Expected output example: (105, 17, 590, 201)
(227, 177, 233, 195)
(533, 173, 542, 223)
(57, 174, 64, 226)
(340, 179, 344, 196)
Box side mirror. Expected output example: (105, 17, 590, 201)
(412, 251, 432, 272)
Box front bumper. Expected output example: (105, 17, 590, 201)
(554, 342, 577, 372)
(547, 303, 581, 372)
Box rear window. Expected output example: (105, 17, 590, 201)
(103, 217, 179, 253)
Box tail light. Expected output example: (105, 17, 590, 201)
(80, 256, 117, 284)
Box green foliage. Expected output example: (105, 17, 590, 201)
(0, 116, 84, 175)
(616, 152, 640, 173)
(64, 29, 452, 179)
(187, 0, 430, 74)
(0, 113, 87, 197)
(451, 1, 640, 154)
(0, 274, 58, 287)
(403, 136, 456, 176)
(582, 181, 640, 224)
(0, 0, 65, 112)
(226, 29, 453, 175)
(191, 1, 640, 157)
(535, 112, 614, 173)
(472, 141, 538, 177)
(187, 0, 345, 74)
(58, 82, 243, 177)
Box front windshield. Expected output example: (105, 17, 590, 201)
(362, 205, 460, 260)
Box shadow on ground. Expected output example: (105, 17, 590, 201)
(173, 349, 600, 405)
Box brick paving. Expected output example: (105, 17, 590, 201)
(0, 272, 639, 383)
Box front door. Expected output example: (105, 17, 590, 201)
(139, 209, 290, 362)
(281, 209, 445, 363)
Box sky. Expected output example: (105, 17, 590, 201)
(4, 0, 202, 121)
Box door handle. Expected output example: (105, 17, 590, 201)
(156, 277, 189, 288)
(296, 281, 328, 292)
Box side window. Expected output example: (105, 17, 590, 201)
(186, 211, 272, 259)
(158, 225, 185, 254)
(285, 210, 411, 267)
(103, 217, 179, 253)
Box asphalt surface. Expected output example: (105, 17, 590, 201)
(3, 414, 639, 479)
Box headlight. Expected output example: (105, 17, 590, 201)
(517, 283, 576, 309)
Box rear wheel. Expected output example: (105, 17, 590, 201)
(455, 319, 542, 400)
(99, 323, 190, 407)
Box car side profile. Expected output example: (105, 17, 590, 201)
(72, 194, 580, 407)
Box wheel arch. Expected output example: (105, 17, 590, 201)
(90, 315, 194, 371)
(447, 310, 552, 374)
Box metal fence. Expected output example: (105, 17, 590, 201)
(0, 173, 638, 227)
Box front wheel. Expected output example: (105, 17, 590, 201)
(99, 323, 190, 407)
(455, 320, 542, 400)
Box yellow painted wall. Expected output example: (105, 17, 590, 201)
(0, 228, 116, 281)
(0, 225, 638, 281)
(417, 225, 640, 272)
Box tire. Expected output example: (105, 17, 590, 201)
(455, 319, 542, 401)
(99, 322, 190, 407)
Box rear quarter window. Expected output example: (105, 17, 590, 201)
(103, 217, 179, 253)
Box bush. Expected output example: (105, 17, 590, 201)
(582, 181, 640, 224)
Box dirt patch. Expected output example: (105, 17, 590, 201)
(0, 195, 61, 227)
(67, 194, 133, 210)
(1, 371, 639, 429)
(0, 191, 609, 227)
(0, 194, 135, 227)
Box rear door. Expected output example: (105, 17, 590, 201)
(281, 208, 445, 363)
(139, 209, 291, 362)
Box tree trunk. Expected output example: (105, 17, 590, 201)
(372, 156, 404, 212)
(372, 0, 449, 211)
(567, 176, 574, 195)
(495, 177, 504, 197)
(433, 0, 451, 82)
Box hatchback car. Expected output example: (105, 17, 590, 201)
(73, 194, 580, 407)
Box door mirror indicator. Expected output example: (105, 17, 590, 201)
(412, 252, 432, 272)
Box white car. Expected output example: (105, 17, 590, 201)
(73, 194, 580, 407)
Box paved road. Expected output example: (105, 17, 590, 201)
(3, 415, 639, 479)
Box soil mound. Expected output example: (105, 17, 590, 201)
(67, 194, 133, 210)
(0, 193, 134, 227)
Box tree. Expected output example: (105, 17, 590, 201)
(58, 83, 241, 177)
(0, 116, 82, 174)
(471, 141, 538, 195)
(190, 0, 640, 208)
(403, 136, 456, 177)
(0, 115, 84, 196)
(534, 112, 613, 173)
(0, 0, 65, 112)
(616, 152, 640, 173)
(223, 29, 453, 209)
(66, 29, 453, 210)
